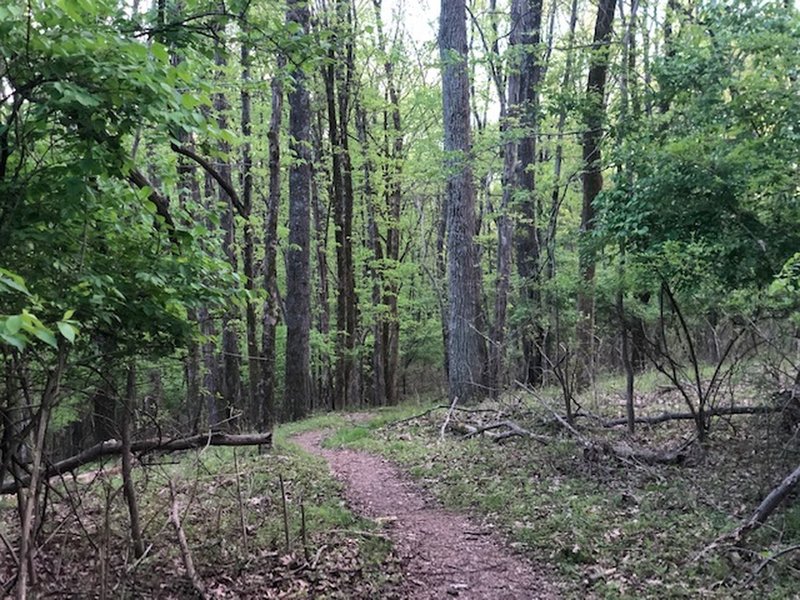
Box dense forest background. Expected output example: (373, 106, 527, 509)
(1, 0, 799, 595)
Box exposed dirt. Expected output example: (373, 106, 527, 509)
(293, 429, 560, 599)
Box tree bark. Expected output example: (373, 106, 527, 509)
(511, 0, 546, 387)
(283, 0, 313, 421)
(121, 365, 145, 558)
(577, 0, 617, 385)
(262, 59, 284, 431)
(211, 44, 243, 424)
(323, 0, 360, 409)
(487, 0, 512, 398)
(440, 0, 487, 404)
(240, 32, 263, 430)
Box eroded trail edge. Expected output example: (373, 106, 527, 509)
(293, 429, 560, 599)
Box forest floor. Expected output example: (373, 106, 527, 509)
(2, 371, 800, 598)
(293, 425, 560, 599)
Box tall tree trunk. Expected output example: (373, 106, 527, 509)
(617, 0, 639, 432)
(577, 0, 617, 385)
(262, 59, 284, 431)
(486, 0, 512, 397)
(356, 104, 386, 406)
(284, 0, 313, 421)
(511, 0, 545, 387)
(212, 45, 243, 424)
(371, 0, 403, 405)
(324, 0, 360, 409)
(311, 115, 332, 411)
(240, 33, 262, 429)
(440, 0, 487, 404)
(545, 0, 578, 388)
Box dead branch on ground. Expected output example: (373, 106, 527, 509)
(699, 462, 800, 559)
(1, 431, 273, 495)
(168, 480, 207, 600)
(600, 405, 779, 428)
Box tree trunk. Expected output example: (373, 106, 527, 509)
(199, 306, 220, 428)
(577, 0, 617, 385)
(356, 104, 385, 406)
(511, 0, 545, 388)
(283, 0, 313, 421)
(486, 0, 511, 398)
(440, 0, 487, 404)
(121, 365, 145, 558)
(212, 45, 243, 424)
(240, 34, 263, 430)
(371, 0, 403, 406)
(323, 0, 360, 409)
(311, 115, 332, 411)
(262, 59, 284, 431)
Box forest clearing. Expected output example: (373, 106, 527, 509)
(1, 0, 799, 597)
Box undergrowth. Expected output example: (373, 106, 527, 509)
(326, 380, 800, 599)
(0, 413, 400, 598)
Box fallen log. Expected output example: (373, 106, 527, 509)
(698, 462, 800, 559)
(585, 437, 696, 466)
(600, 405, 779, 428)
(1, 431, 273, 495)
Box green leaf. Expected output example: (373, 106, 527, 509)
(0, 269, 30, 295)
(32, 327, 58, 349)
(57, 321, 76, 343)
(5, 314, 22, 335)
(0, 332, 25, 351)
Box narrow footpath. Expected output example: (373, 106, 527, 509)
(293, 429, 560, 599)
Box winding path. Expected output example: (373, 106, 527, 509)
(293, 429, 560, 599)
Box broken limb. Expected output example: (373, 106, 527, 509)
(1, 431, 273, 495)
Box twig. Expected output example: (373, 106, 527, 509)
(279, 474, 290, 553)
(168, 480, 207, 600)
(439, 396, 459, 442)
(750, 544, 800, 580)
(0, 529, 18, 566)
(300, 502, 310, 563)
(310, 544, 329, 570)
(328, 529, 392, 540)
(233, 448, 248, 553)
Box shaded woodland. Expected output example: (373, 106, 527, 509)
(1, 0, 799, 596)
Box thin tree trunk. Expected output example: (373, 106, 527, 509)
(199, 306, 220, 428)
(212, 44, 243, 424)
(324, 0, 359, 409)
(240, 33, 262, 429)
(577, 0, 617, 385)
(356, 104, 386, 406)
(16, 349, 67, 599)
(262, 60, 284, 431)
(371, 0, 403, 405)
(487, 0, 512, 398)
(311, 115, 332, 411)
(121, 365, 145, 558)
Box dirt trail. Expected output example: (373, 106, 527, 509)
(293, 429, 560, 599)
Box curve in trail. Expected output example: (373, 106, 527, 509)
(293, 429, 560, 599)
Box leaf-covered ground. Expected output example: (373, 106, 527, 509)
(3, 372, 800, 598)
(1, 416, 404, 598)
(323, 382, 800, 599)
